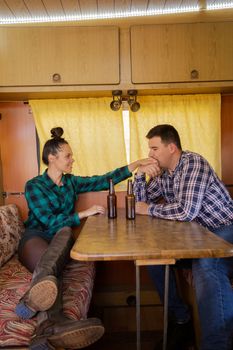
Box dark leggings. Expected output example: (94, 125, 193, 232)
(18, 229, 52, 273)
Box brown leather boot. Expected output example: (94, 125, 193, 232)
(29, 316, 105, 349)
(16, 275, 58, 319)
(29, 280, 104, 349)
(16, 227, 74, 319)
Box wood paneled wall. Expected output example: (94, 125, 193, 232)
(0, 102, 38, 218)
(0, 146, 3, 206)
(221, 95, 233, 198)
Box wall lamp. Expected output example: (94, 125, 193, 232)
(110, 90, 140, 112)
(110, 90, 122, 111)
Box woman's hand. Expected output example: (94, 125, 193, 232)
(128, 158, 157, 172)
(78, 205, 105, 219)
(137, 161, 162, 178)
(129, 158, 162, 177)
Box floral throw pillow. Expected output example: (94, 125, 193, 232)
(0, 204, 24, 268)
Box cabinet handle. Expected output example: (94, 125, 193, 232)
(190, 69, 199, 79)
(52, 73, 61, 82)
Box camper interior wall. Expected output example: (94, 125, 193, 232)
(0, 95, 233, 341)
(221, 95, 233, 198)
(0, 102, 37, 218)
(0, 95, 232, 216)
(0, 146, 3, 206)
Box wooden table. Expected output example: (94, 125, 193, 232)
(71, 209, 233, 350)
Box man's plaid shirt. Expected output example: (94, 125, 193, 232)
(133, 151, 233, 229)
(24, 165, 131, 238)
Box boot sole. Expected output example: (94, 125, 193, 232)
(29, 276, 58, 311)
(48, 319, 105, 349)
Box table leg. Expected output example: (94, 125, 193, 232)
(135, 259, 175, 350)
(136, 264, 141, 350)
(163, 265, 170, 350)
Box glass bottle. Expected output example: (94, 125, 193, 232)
(125, 179, 135, 220)
(107, 179, 117, 219)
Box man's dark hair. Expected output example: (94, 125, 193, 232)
(146, 124, 182, 150)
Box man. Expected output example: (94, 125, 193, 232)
(133, 124, 233, 350)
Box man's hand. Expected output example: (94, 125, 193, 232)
(136, 202, 149, 215)
(79, 205, 105, 219)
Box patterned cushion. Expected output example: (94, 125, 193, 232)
(0, 204, 24, 268)
(0, 255, 95, 347)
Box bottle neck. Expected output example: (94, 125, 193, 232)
(109, 179, 115, 194)
(127, 180, 133, 195)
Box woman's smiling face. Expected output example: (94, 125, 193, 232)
(50, 143, 74, 173)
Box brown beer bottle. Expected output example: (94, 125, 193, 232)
(125, 179, 135, 220)
(107, 179, 117, 219)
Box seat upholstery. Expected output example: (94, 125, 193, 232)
(0, 204, 95, 347)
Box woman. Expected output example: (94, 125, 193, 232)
(16, 127, 156, 350)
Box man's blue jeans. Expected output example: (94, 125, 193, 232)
(148, 223, 233, 350)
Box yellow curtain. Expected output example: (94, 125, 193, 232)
(130, 94, 221, 176)
(30, 98, 127, 177)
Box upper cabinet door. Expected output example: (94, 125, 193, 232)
(196, 22, 233, 82)
(0, 26, 120, 86)
(131, 24, 191, 83)
(130, 22, 233, 84)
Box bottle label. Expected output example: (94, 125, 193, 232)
(107, 195, 117, 218)
(125, 196, 135, 220)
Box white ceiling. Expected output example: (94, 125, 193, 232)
(0, 0, 232, 23)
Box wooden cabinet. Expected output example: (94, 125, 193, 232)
(0, 26, 119, 86)
(130, 22, 233, 84)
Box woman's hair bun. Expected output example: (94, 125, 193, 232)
(51, 127, 64, 140)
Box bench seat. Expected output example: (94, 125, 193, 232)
(0, 204, 95, 348)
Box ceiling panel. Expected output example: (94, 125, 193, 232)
(5, 0, 30, 17)
(164, 0, 183, 9)
(131, 0, 148, 11)
(114, 0, 131, 13)
(0, 0, 232, 22)
(79, 0, 97, 15)
(61, 0, 81, 16)
(207, 0, 233, 4)
(181, 0, 198, 7)
(24, 0, 47, 17)
(98, 0, 114, 14)
(147, 0, 166, 10)
(42, 0, 65, 16)
(206, 0, 216, 4)
(147, 0, 198, 10)
(0, 0, 14, 16)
